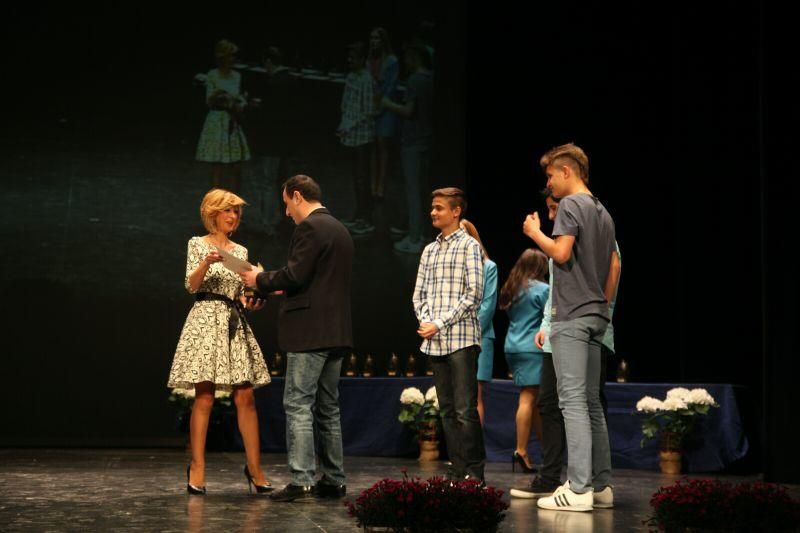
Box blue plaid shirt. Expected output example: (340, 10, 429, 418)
(413, 228, 484, 356)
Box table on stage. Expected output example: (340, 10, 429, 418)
(242, 378, 748, 473)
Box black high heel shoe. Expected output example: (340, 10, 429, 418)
(186, 464, 207, 495)
(244, 465, 274, 494)
(512, 451, 535, 473)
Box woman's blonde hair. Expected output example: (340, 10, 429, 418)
(200, 189, 246, 234)
(214, 39, 239, 58)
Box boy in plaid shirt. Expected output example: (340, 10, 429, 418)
(412, 187, 486, 483)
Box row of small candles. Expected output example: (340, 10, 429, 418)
(267, 352, 434, 378)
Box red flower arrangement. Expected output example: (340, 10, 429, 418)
(345, 470, 508, 532)
(646, 478, 800, 531)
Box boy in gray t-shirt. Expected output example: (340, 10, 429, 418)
(522, 143, 617, 512)
(551, 193, 616, 323)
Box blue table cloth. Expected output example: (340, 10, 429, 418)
(243, 378, 748, 472)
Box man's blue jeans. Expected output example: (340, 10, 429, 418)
(284, 351, 345, 486)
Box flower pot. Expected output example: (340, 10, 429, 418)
(418, 439, 440, 461)
(659, 450, 682, 474)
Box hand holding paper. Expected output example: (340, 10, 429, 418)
(239, 262, 264, 289)
(215, 246, 256, 274)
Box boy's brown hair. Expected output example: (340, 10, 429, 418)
(431, 187, 467, 219)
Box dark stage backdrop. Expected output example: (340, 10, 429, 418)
(1, 2, 795, 482)
(464, 3, 796, 482)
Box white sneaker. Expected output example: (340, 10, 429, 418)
(536, 481, 593, 512)
(593, 485, 613, 508)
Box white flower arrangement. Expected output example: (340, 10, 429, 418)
(169, 387, 233, 411)
(172, 387, 195, 399)
(635, 396, 664, 413)
(170, 387, 232, 399)
(425, 386, 439, 410)
(687, 388, 716, 406)
(637, 387, 719, 449)
(398, 386, 440, 441)
(400, 387, 426, 406)
(662, 397, 689, 411)
(666, 387, 692, 401)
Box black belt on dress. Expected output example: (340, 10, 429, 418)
(195, 292, 247, 341)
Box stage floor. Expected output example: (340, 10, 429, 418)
(0, 449, 789, 532)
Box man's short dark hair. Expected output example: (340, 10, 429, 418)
(283, 174, 322, 202)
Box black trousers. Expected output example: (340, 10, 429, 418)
(430, 346, 486, 479)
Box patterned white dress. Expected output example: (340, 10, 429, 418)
(168, 237, 270, 391)
(195, 69, 251, 163)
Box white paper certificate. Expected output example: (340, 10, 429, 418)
(215, 246, 255, 274)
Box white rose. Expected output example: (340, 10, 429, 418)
(688, 388, 716, 406)
(425, 386, 438, 403)
(636, 396, 664, 413)
(400, 387, 425, 406)
(667, 387, 692, 401)
(662, 397, 688, 411)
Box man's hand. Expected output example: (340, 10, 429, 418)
(240, 294, 266, 311)
(417, 322, 439, 340)
(240, 265, 264, 288)
(523, 212, 541, 239)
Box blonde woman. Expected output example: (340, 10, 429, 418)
(168, 189, 271, 495)
(459, 219, 497, 425)
(196, 40, 251, 192)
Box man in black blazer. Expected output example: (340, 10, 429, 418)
(241, 174, 354, 502)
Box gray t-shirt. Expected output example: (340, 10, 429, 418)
(401, 70, 433, 147)
(551, 193, 616, 323)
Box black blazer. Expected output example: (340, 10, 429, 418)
(256, 208, 354, 353)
